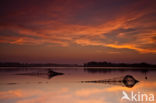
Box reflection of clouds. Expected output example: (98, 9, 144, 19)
(106, 81, 156, 92)
(76, 99, 104, 103)
(0, 82, 156, 103)
(16, 88, 107, 103)
(75, 86, 133, 97)
(17, 97, 106, 103)
(0, 88, 70, 103)
(75, 88, 105, 97)
(0, 89, 42, 99)
(140, 81, 156, 88)
(0, 87, 108, 103)
(17, 93, 72, 103)
(105, 86, 132, 92)
(136, 81, 156, 91)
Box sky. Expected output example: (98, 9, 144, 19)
(0, 0, 156, 64)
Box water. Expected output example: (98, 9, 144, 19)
(0, 67, 156, 103)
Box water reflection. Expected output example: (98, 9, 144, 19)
(82, 75, 139, 88)
(123, 75, 139, 88)
(16, 69, 64, 79)
(84, 67, 156, 80)
(0, 67, 156, 103)
(48, 69, 64, 79)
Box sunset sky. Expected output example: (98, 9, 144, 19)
(0, 0, 156, 64)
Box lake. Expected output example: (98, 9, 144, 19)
(0, 67, 156, 103)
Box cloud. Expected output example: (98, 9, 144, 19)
(0, 0, 156, 54)
(75, 39, 156, 53)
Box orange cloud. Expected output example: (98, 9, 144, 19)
(75, 39, 156, 53)
(0, 0, 156, 55)
(0, 35, 69, 47)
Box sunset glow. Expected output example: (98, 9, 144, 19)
(0, 0, 156, 63)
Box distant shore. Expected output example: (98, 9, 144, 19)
(84, 61, 156, 67)
(0, 61, 156, 67)
(0, 62, 82, 67)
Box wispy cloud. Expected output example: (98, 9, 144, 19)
(0, 0, 156, 55)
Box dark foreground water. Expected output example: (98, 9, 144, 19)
(0, 67, 156, 103)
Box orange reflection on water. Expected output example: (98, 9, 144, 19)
(0, 67, 156, 103)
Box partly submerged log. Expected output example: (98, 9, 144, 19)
(16, 69, 64, 79)
(48, 70, 64, 79)
(81, 75, 139, 88)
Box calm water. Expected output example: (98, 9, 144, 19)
(0, 67, 156, 103)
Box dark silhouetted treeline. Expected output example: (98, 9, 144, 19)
(0, 61, 156, 67)
(0, 62, 81, 67)
(84, 61, 156, 67)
